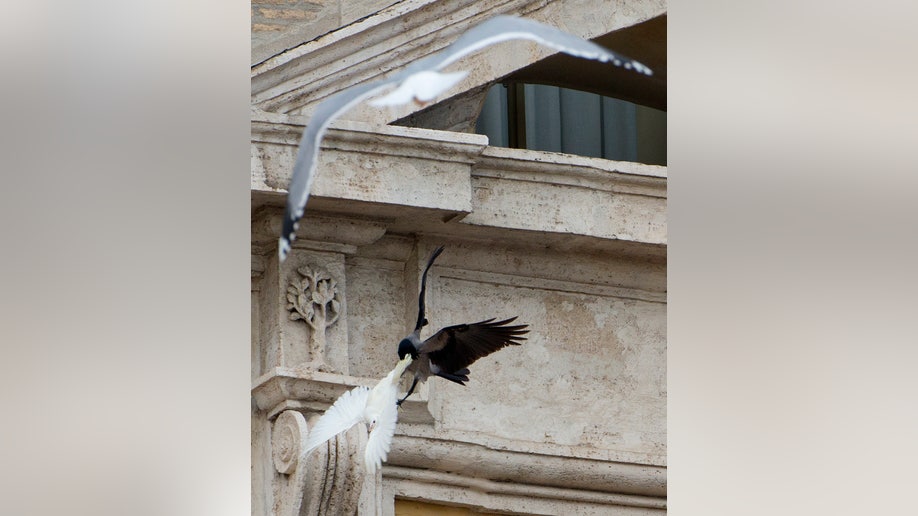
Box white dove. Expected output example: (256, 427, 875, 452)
(303, 355, 413, 474)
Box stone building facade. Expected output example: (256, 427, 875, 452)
(251, 1, 667, 514)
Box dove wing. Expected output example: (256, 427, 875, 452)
(303, 386, 370, 455)
(363, 387, 400, 474)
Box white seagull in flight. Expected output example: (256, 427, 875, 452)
(303, 355, 413, 474)
(277, 14, 654, 260)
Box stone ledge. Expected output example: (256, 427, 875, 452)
(386, 434, 666, 497)
(252, 367, 435, 424)
(395, 423, 665, 467)
(252, 210, 389, 250)
(476, 145, 667, 197)
(252, 115, 489, 155)
(466, 148, 667, 245)
(252, 120, 667, 248)
(384, 466, 666, 514)
(252, 119, 485, 216)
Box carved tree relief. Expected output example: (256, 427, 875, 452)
(287, 266, 341, 371)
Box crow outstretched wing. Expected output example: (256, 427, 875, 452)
(424, 317, 529, 374)
(414, 246, 444, 332)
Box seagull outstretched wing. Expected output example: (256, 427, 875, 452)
(368, 16, 650, 108)
(280, 81, 395, 261)
(279, 15, 652, 260)
(409, 15, 650, 76)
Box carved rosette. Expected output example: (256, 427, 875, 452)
(272, 410, 308, 475)
(286, 266, 341, 368)
(270, 410, 366, 516)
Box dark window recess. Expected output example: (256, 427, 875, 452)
(475, 83, 666, 166)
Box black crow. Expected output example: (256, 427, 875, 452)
(397, 246, 529, 404)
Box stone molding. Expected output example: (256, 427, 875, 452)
(252, 118, 667, 249)
(386, 432, 665, 497)
(251, 210, 389, 255)
(438, 266, 666, 304)
(467, 153, 667, 245)
(476, 146, 666, 198)
(252, 117, 486, 218)
(251, 115, 488, 162)
(384, 466, 665, 514)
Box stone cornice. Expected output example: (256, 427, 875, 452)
(386, 434, 666, 497)
(252, 118, 486, 218)
(394, 423, 665, 468)
(252, 119, 667, 248)
(252, 117, 488, 164)
(385, 466, 666, 512)
(476, 146, 666, 198)
(250, 114, 666, 198)
(251, 210, 389, 251)
(438, 266, 666, 304)
(252, 112, 488, 155)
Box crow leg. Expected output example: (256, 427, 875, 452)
(397, 377, 419, 406)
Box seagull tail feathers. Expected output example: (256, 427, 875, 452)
(279, 210, 300, 262)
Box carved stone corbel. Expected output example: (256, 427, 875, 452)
(286, 265, 342, 373)
(271, 410, 366, 516)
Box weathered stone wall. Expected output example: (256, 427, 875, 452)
(252, 1, 666, 514)
(253, 0, 397, 63)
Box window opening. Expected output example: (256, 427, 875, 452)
(475, 83, 666, 166)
